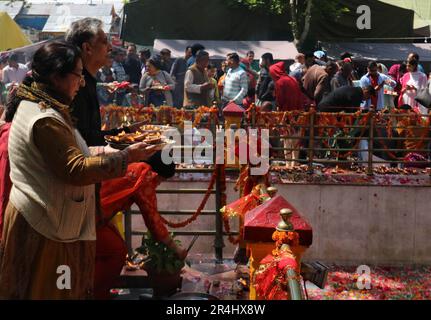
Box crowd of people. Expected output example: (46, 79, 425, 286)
(80, 41, 431, 119)
(1, 16, 431, 300)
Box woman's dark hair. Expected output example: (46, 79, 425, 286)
(399, 62, 407, 73)
(32, 41, 82, 85)
(148, 55, 162, 70)
(407, 59, 419, 67)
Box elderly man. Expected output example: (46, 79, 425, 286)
(183, 50, 213, 108)
(65, 18, 183, 300)
(65, 21, 140, 146)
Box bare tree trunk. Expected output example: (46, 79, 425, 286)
(290, 0, 313, 49)
(298, 0, 313, 49)
(290, 0, 299, 45)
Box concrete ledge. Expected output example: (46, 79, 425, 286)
(131, 180, 431, 265)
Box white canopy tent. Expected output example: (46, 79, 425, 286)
(153, 39, 299, 60)
(322, 42, 431, 62)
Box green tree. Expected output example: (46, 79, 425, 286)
(227, 0, 349, 50)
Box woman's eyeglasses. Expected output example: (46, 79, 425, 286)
(70, 71, 85, 84)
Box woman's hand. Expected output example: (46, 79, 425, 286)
(104, 145, 120, 154)
(125, 143, 157, 163)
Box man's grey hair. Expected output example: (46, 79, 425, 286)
(195, 50, 209, 62)
(65, 18, 104, 49)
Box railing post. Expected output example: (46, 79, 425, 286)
(211, 116, 225, 263)
(367, 108, 375, 176)
(308, 107, 315, 174)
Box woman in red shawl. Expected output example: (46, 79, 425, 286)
(269, 62, 304, 166)
(269, 62, 304, 111)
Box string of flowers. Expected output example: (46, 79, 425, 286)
(160, 165, 220, 228)
(271, 230, 300, 256)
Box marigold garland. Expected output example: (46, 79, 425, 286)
(271, 230, 300, 256)
(160, 165, 221, 228)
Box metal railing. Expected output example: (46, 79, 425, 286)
(243, 107, 431, 175)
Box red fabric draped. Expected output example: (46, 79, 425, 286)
(370, 75, 379, 108)
(254, 252, 299, 300)
(0, 123, 12, 241)
(269, 62, 304, 111)
(96, 162, 170, 299)
(100, 162, 169, 241)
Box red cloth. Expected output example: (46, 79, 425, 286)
(240, 58, 257, 90)
(370, 74, 379, 107)
(244, 195, 313, 245)
(95, 162, 169, 299)
(100, 162, 169, 241)
(0, 123, 12, 241)
(254, 252, 299, 300)
(94, 222, 127, 299)
(269, 62, 304, 111)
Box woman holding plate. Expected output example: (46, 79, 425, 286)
(139, 55, 175, 107)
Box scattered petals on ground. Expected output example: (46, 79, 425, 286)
(307, 265, 431, 300)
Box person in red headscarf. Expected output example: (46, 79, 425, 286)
(269, 62, 304, 111)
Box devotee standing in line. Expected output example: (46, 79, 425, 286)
(170, 46, 192, 107)
(123, 44, 142, 85)
(399, 59, 428, 114)
(360, 61, 396, 111)
(140, 56, 175, 107)
(331, 61, 353, 91)
(183, 50, 213, 108)
(221, 52, 248, 107)
(302, 61, 338, 106)
(139, 48, 151, 74)
(160, 48, 173, 73)
(256, 52, 275, 108)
